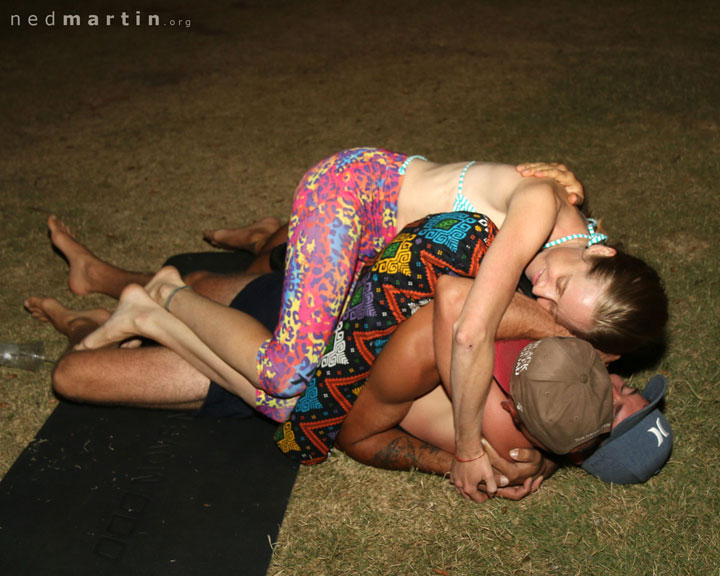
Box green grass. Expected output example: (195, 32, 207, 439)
(2, 0, 719, 574)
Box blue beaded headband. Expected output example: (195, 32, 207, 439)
(542, 218, 608, 250)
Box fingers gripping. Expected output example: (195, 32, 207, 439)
(516, 162, 585, 205)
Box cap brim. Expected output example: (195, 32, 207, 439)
(581, 375, 673, 484)
(610, 374, 666, 438)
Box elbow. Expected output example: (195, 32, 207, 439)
(336, 428, 356, 458)
(336, 428, 348, 452)
(453, 317, 492, 351)
(435, 275, 493, 349)
(337, 428, 373, 466)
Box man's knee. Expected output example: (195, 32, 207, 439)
(52, 353, 86, 401)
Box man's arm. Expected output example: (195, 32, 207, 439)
(337, 305, 453, 474)
(496, 291, 572, 340)
(338, 297, 555, 497)
(434, 275, 569, 385)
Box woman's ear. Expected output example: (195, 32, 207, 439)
(585, 244, 616, 259)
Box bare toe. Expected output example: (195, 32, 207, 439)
(203, 228, 237, 250)
(48, 215, 75, 240)
(47, 216, 101, 295)
(24, 297, 55, 322)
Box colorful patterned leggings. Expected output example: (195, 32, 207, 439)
(254, 149, 408, 418)
(274, 211, 498, 464)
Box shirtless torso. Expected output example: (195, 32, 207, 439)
(338, 302, 533, 475)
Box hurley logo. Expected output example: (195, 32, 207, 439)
(648, 417, 670, 446)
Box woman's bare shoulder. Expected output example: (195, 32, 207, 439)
(474, 162, 524, 187)
(467, 163, 526, 221)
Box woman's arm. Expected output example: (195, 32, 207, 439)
(434, 276, 571, 360)
(448, 179, 561, 502)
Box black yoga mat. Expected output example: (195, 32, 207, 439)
(163, 246, 286, 277)
(0, 402, 298, 576)
(163, 250, 256, 275)
(1, 250, 297, 575)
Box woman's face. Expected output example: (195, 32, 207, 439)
(525, 244, 612, 334)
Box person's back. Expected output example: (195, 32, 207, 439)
(396, 159, 522, 231)
(399, 379, 532, 461)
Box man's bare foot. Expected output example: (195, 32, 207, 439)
(24, 297, 111, 337)
(48, 215, 109, 295)
(203, 217, 282, 252)
(78, 284, 164, 350)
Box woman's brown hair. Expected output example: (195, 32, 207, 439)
(577, 247, 668, 355)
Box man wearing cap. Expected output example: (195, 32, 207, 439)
(275, 211, 673, 491)
(337, 300, 673, 495)
(503, 338, 673, 484)
(504, 338, 614, 455)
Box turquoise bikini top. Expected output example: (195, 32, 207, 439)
(453, 161, 477, 212)
(451, 161, 608, 250)
(398, 155, 479, 213)
(399, 156, 607, 249)
(398, 154, 426, 175)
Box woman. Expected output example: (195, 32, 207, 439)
(79, 150, 667, 500)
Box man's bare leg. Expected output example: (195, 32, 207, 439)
(49, 215, 152, 298)
(203, 217, 282, 251)
(50, 214, 261, 303)
(54, 345, 210, 409)
(24, 297, 211, 409)
(203, 219, 289, 275)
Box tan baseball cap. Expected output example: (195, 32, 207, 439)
(509, 338, 613, 454)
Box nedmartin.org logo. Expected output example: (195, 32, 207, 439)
(9, 10, 191, 28)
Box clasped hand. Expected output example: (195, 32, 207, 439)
(451, 439, 551, 503)
(451, 448, 496, 503)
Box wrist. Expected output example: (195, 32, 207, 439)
(454, 446, 486, 463)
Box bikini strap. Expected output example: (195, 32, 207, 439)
(542, 218, 609, 250)
(453, 161, 477, 212)
(398, 154, 427, 175)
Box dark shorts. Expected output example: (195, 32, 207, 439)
(196, 273, 284, 419)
